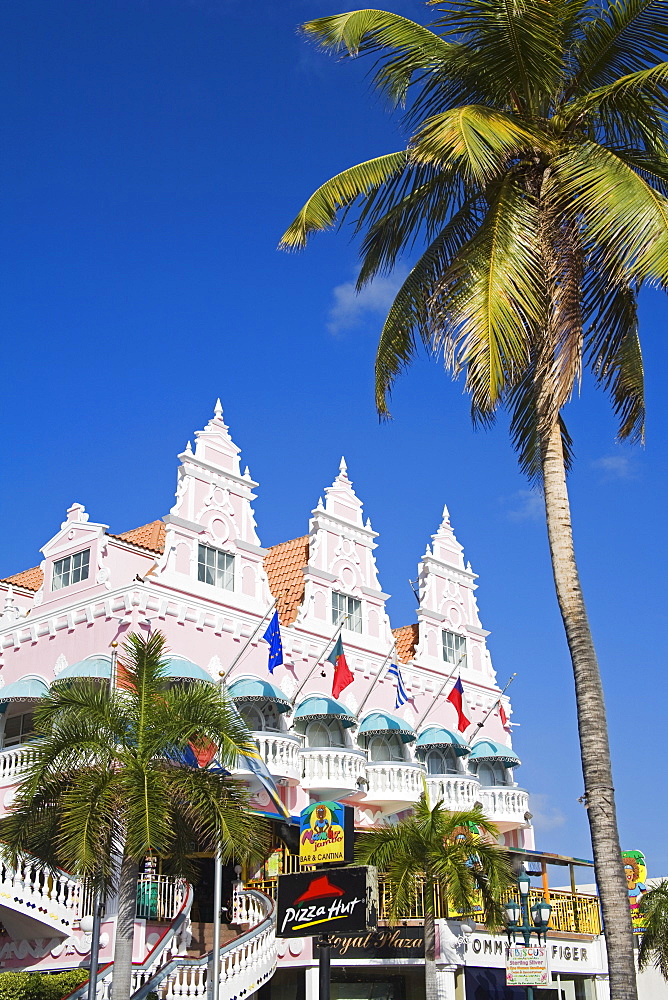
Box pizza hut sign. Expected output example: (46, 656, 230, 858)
(276, 866, 378, 938)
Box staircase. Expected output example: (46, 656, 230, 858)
(0, 857, 81, 940)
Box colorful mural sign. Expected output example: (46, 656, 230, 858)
(622, 850, 648, 934)
(299, 800, 353, 865)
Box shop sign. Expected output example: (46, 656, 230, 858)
(506, 944, 549, 986)
(277, 866, 378, 938)
(299, 800, 353, 865)
(622, 849, 648, 934)
(315, 926, 424, 959)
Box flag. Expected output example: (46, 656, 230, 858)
(499, 702, 510, 729)
(327, 636, 354, 699)
(263, 610, 283, 673)
(228, 703, 290, 819)
(387, 662, 408, 709)
(447, 676, 472, 733)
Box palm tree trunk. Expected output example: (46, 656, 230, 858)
(424, 912, 439, 1000)
(111, 854, 140, 1000)
(541, 418, 637, 1000)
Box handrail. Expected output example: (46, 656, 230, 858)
(63, 883, 194, 1000)
(130, 889, 275, 1000)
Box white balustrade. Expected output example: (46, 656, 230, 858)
(0, 857, 81, 935)
(252, 731, 302, 785)
(0, 746, 36, 785)
(426, 774, 482, 812)
(478, 786, 530, 827)
(135, 875, 187, 922)
(364, 761, 425, 805)
(300, 747, 367, 796)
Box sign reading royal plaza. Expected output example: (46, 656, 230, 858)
(506, 944, 549, 986)
(299, 800, 354, 866)
(277, 866, 378, 938)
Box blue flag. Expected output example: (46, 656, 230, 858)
(387, 662, 408, 709)
(263, 610, 283, 673)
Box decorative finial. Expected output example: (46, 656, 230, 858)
(442, 503, 450, 522)
(244, 465, 251, 479)
(316, 496, 324, 511)
(365, 517, 372, 529)
(339, 456, 347, 474)
(214, 398, 223, 419)
(185, 440, 193, 454)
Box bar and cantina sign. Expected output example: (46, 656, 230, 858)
(506, 945, 549, 986)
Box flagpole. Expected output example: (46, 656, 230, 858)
(222, 596, 280, 683)
(212, 669, 226, 1000)
(465, 673, 517, 743)
(290, 615, 350, 706)
(414, 652, 466, 731)
(356, 646, 396, 717)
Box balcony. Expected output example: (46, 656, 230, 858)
(300, 747, 367, 798)
(252, 731, 302, 786)
(478, 785, 530, 831)
(426, 774, 481, 812)
(364, 761, 425, 808)
(0, 745, 36, 786)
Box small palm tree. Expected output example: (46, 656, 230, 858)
(354, 795, 514, 1000)
(0, 631, 268, 1000)
(281, 6, 668, 997)
(639, 881, 668, 979)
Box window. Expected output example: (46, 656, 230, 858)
(474, 761, 507, 786)
(198, 544, 234, 591)
(367, 734, 405, 763)
(3, 712, 35, 748)
(305, 719, 346, 749)
(425, 748, 459, 775)
(442, 629, 467, 666)
(332, 592, 362, 633)
(52, 549, 90, 590)
(239, 702, 281, 733)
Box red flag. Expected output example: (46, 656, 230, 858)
(499, 703, 510, 729)
(446, 677, 471, 733)
(327, 636, 354, 699)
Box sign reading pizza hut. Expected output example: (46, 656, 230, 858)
(276, 866, 378, 938)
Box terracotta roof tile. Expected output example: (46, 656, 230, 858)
(1, 566, 44, 593)
(264, 536, 309, 626)
(393, 623, 419, 663)
(109, 521, 166, 554)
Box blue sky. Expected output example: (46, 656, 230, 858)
(1, 0, 666, 875)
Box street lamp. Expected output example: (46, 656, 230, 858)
(503, 867, 553, 1000)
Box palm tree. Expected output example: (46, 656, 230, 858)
(354, 795, 514, 1000)
(0, 631, 268, 1000)
(281, 5, 668, 996)
(639, 881, 668, 979)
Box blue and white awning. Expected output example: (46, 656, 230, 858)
(56, 656, 112, 681)
(227, 677, 291, 713)
(0, 677, 49, 708)
(415, 727, 471, 756)
(293, 695, 356, 728)
(358, 711, 415, 744)
(163, 657, 214, 683)
(469, 739, 521, 768)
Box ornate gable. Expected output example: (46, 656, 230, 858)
(155, 401, 271, 607)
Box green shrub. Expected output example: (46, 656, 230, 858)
(0, 968, 88, 1000)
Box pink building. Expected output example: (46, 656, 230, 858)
(0, 404, 608, 999)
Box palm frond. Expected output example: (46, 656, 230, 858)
(279, 152, 408, 250)
(571, 0, 668, 92)
(410, 105, 542, 183)
(639, 881, 668, 977)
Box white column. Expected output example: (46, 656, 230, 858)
(304, 966, 319, 1000)
(435, 967, 458, 1000)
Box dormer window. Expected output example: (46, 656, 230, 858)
(442, 629, 466, 667)
(52, 549, 90, 591)
(198, 544, 234, 591)
(332, 592, 362, 633)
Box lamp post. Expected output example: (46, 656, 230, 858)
(503, 866, 552, 1000)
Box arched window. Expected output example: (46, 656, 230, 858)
(305, 719, 345, 749)
(425, 748, 460, 775)
(238, 702, 281, 733)
(475, 761, 507, 786)
(367, 734, 405, 762)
